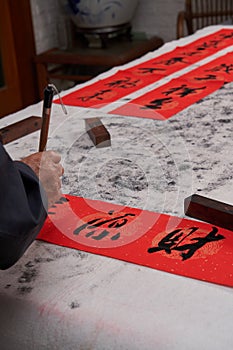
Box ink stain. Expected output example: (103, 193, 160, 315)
(17, 261, 39, 295)
(17, 286, 33, 295)
(25, 261, 34, 268)
(34, 257, 54, 263)
(18, 268, 38, 283)
(69, 301, 80, 309)
(218, 118, 231, 123)
(168, 180, 176, 186)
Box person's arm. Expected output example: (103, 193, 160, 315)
(0, 143, 63, 270)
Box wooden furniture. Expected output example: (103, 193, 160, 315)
(0, 1, 41, 145)
(0, 0, 39, 118)
(35, 34, 164, 99)
(177, 0, 233, 38)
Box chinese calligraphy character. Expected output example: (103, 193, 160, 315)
(163, 84, 206, 97)
(77, 89, 112, 102)
(73, 211, 135, 241)
(183, 50, 203, 57)
(148, 226, 225, 260)
(208, 39, 222, 48)
(157, 56, 188, 66)
(48, 196, 70, 215)
(194, 39, 223, 52)
(194, 74, 217, 81)
(142, 97, 173, 110)
(137, 67, 166, 74)
(157, 57, 188, 65)
(105, 77, 140, 89)
(195, 42, 210, 51)
(206, 63, 233, 74)
(220, 32, 233, 40)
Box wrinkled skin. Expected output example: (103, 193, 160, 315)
(21, 151, 64, 208)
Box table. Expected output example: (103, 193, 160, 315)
(35, 34, 164, 99)
(1, 25, 233, 350)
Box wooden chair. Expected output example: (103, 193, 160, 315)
(177, 0, 233, 38)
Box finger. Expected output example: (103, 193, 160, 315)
(48, 179, 62, 191)
(46, 191, 61, 205)
(47, 192, 63, 208)
(56, 163, 64, 176)
(49, 163, 64, 176)
(47, 190, 62, 198)
(42, 150, 61, 163)
(49, 151, 61, 163)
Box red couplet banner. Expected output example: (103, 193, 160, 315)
(54, 29, 233, 113)
(38, 195, 233, 287)
(110, 51, 233, 119)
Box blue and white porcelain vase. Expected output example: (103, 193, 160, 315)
(64, 0, 139, 29)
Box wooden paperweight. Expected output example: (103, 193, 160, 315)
(85, 117, 111, 148)
(184, 194, 233, 231)
(0, 116, 41, 145)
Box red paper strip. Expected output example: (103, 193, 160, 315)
(123, 29, 233, 80)
(55, 29, 233, 109)
(59, 70, 151, 108)
(110, 78, 223, 120)
(38, 195, 233, 287)
(186, 51, 233, 83)
(111, 51, 233, 119)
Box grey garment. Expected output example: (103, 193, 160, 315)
(0, 143, 47, 269)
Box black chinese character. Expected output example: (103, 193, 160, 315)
(207, 63, 233, 74)
(195, 42, 209, 51)
(142, 97, 173, 110)
(194, 39, 221, 52)
(208, 39, 222, 48)
(148, 226, 225, 260)
(137, 67, 165, 74)
(48, 196, 70, 215)
(220, 32, 233, 40)
(77, 89, 112, 102)
(163, 84, 206, 97)
(157, 57, 188, 66)
(194, 74, 217, 81)
(73, 211, 135, 241)
(184, 50, 202, 57)
(104, 77, 140, 89)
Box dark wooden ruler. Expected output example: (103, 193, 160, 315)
(0, 116, 41, 145)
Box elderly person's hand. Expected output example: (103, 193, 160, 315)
(21, 151, 64, 208)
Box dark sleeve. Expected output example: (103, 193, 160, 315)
(0, 143, 47, 269)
